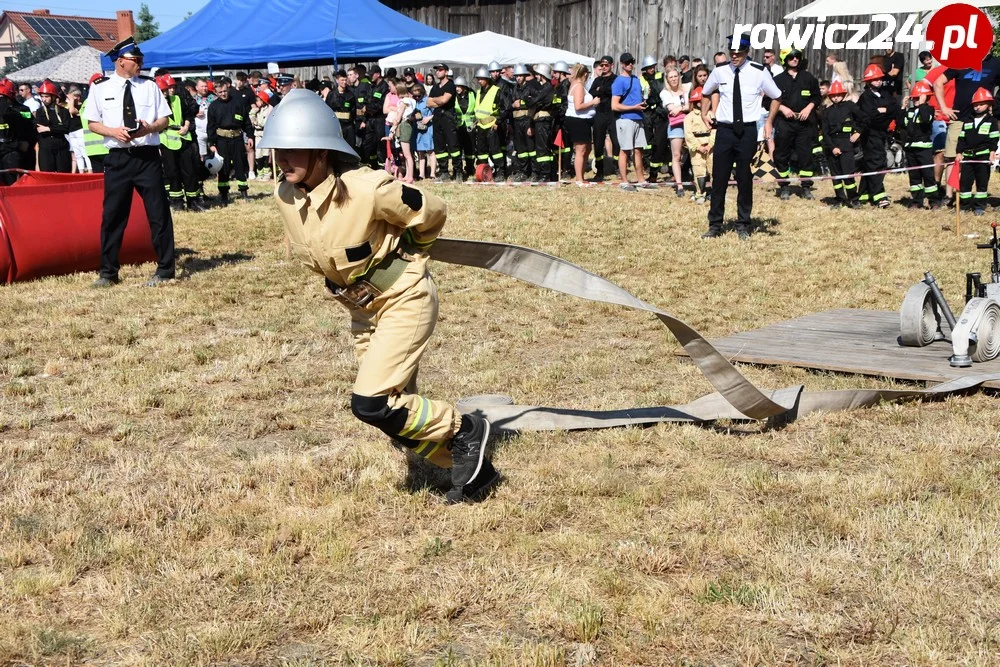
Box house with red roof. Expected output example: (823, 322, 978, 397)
(1, 8, 135, 72)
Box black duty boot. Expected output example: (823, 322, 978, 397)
(449, 414, 491, 490)
(170, 199, 184, 212)
(778, 186, 791, 200)
(187, 197, 207, 212)
(219, 191, 230, 207)
(239, 189, 251, 202)
(701, 226, 724, 239)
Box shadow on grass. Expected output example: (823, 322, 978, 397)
(730, 217, 781, 237)
(176, 248, 254, 277)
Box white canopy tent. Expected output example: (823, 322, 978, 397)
(379, 30, 592, 70)
(786, 0, 1000, 19)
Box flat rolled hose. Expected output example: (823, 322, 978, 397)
(900, 282, 938, 347)
(972, 301, 1000, 362)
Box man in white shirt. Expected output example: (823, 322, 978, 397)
(84, 36, 175, 288)
(700, 34, 781, 240)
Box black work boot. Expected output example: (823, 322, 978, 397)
(187, 196, 207, 212)
(170, 199, 184, 212)
(239, 189, 251, 202)
(449, 414, 491, 490)
(701, 225, 724, 239)
(219, 191, 230, 207)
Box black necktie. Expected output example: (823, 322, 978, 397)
(732, 66, 743, 133)
(123, 80, 136, 129)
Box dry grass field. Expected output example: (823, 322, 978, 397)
(2, 173, 1000, 665)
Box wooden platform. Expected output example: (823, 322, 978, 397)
(679, 308, 1000, 389)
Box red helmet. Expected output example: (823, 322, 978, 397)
(688, 86, 703, 103)
(256, 89, 271, 104)
(89, 72, 102, 85)
(0, 78, 14, 99)
(206, 80, 215, 93)
(972, 87, 994, 104)
(910, 80, 932, 99)
(38, 80, 58, 96)
(827, 80, 846, 96)
(157, 74, 176, 91)
(862, 64, 884, 82)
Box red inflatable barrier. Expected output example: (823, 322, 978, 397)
(0, 171, 157, 283)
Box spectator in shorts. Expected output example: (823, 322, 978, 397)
(566, 63, 598, 184)
(924, 64, 954, 194)
(390, 82, 416, 183)
(612, 52, 649, 190)
(660, 67, 689, 196)
(65, 85, 89, 172)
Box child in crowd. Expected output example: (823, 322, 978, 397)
(901, 80, 939, 209)
(957, 87, 999, 216)
(821, 80, 864, 209)
(683, 87, 714, 204)
(857, 64, 899, 208)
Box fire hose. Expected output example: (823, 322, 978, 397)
(430, 238, 1000, 431)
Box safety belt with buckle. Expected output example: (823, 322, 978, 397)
(324, 244, 413, 309)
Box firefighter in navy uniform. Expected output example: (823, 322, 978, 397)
(34, 80, 72, 172)
(426, 63, 461, 181)
(325, 71, 357, 149)
(206, 76, 254, 205)
(857, 64, 899, 208)
(351, 65, 373, 160)
(84, 36, 175, 288)
(0, 79, 33, 185)
(527, 64, 557, 182)
(552, 61, 573, 179)
(957, 87, 999, 216)
(454, 76, 477, 180)
(640, 56, 668, 182)
(157, 74, 206, 212)
(473, 68, 507, 181)
(365, 66, 390, 170)
(509, 64, 538, 182)
(267, 74, 294, 107)
(821, 80, 865, 209)
(773, 49, 821, 200)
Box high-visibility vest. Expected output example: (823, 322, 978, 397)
(457, 92, 476, 129)
(159, 95, 184, 150)
(474, 85, 500, 129)
(80, 99, 109, 157)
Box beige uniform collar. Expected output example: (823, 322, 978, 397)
(290, 172, 337, 213)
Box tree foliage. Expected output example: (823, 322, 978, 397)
(1, 38, 55, 77)
(136, 3, 160, 42)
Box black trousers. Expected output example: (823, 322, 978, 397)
(215, 135, 248, 193)
(100, 146, 174, 280)
(592, 111, 620, 176)
(774, 117, 817, 187)
(38, 135, 71, 173)
(709, 123, 758, 230)
(475, 125, 506, 175)
(362, 116, 386, 168)
(162, 140, 201, 200)
(827, 143, 858, 201)
(457, 124, 476, 175)
(17, 142, 35, 170)
(645, 112, 669, 174)
(0, 147, 20, 185)
(432, 110, 460, 174)
(512, 116, 533, 175)
(905, 147, 937, 202)
(858, 132, 887, 204)
(960, 159, 991, 206)
(89, 154, 105, 174)
(533, 116, 554, 179)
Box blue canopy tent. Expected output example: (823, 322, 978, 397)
(101, 0, 455, 70)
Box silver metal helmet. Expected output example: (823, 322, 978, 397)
(552, 61, 570, 74)
(641, 55, 657, 69)
(513, 64, 530, 76)
(534, 63, 552, 78)
(454, 76, 469, 89)
(258, 89, 359, 160)
(474, 67, 491, 80)
(488, 60, 502, 72)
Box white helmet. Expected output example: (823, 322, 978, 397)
(534, 63, 552, 79)
(258, 88, 359, 160)
(204, 152, 224, 176)
(488, 60, 502, 72)
(641, 55, 657, 69)
(513, 64, 530, 76)
(474, 67, 491, 80)
(454, 76, 469, 89)
(553, 61, 570, 74)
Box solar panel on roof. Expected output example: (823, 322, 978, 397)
(22, 16, 100, 54)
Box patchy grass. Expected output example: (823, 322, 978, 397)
(2, 175, 1000, 664)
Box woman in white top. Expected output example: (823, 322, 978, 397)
(659, 68, 690, 196)
(566, 63, 599, 184)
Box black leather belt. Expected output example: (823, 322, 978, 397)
(109, 145, 160, 154)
